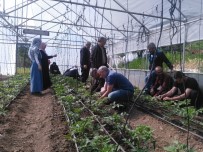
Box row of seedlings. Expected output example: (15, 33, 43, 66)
(133, 88, 203, 150)
(0, 74, 29, 115)
(52, 75, 155, 152)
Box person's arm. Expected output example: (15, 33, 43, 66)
(47, 54, 57, 59)
(161, 87, 177, 99)
(80, 48, 84, 66)
(160, 52, 173, 70)
(100, 84, 113, 99)
(163, 88, 192, 101)
(150, 77, 159, 95)
(90, 79, 99, 93)
(155, 76, 171, 96)
(93, 79, 105, 92)
(104, 48, 109, 67)
(100, 82, 107, 95)
(90, 46, 97, 68)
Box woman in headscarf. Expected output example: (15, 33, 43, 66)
(39, 42, 57, 90)
(28, 38, 43, 95)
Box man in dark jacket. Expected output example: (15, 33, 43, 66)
(80, 42, 91, 83)
(148, 43, 173, 71)
(144, 42, 173, 94)
(90, 37, 108, 69)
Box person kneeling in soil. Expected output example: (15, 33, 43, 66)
(150, 66, 173, 96)
(90, 68, 105, 95)
(63, 67, 80, 79)
(97, 66, 134, 105)
(160, 71, 203, 109)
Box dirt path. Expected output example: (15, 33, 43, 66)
(129, 107, 203, 152)
(0, 86, 75, 152)
(1, 85, 203, 152)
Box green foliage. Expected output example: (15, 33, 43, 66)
(71, 116, 94, 135)
(123, 125, 154, 151)
(16, 67, 30, 74)
(88, 135, 116, 152)
(123, 41, 203, 72)
(17, 43, 31, 68)
(164, 140, 196, 152)
(128, 58, 147, 69)
(0, 74, 29, 113)
(51, 75, 155, 151)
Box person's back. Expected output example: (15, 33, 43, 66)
(63, 67, 79, 79)
(107, 71, 134, 92)
(175, 75, 202, 108)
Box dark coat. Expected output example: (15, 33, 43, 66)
(40, 50, 54, 90)
(149, 51, 173, 70)
(90, 44, 108, 69)
(50, 63, 60, 74)
(63, 68, 79, 79)
(80, 46, 90, 67)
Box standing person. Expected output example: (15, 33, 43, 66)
(98, 66, 134, 104)
(28, 38, 43, 95)
(50, 62, 61, 74)
(161, 71, 203, 109)
(39, 42, 57, 90)
(144, 42, 173, 94)
(80, 42, 91, 83)
(90, 37, 108, 69)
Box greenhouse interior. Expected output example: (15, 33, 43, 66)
(0, 0, 203, 151)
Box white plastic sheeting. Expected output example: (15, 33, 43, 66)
(0, 0, 203, 74)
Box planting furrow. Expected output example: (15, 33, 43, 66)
(79, 100, 126, 152)
(0, 74, 29, 114)
(52, 76, 155, 151)
(134, 101, 203, 141)
(61, 103, 80, 152)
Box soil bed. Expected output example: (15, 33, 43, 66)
(129, 106, 203, 152)
(0, 85, 203, 151)
(0, 86, 75, 152)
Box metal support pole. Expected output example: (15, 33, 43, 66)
(182, 24, 188, 72)
(113, 0, 150, 34)
(52, 0, 185, 22)
(6, 0, 38, 14)
(7, 15, 136, 33)
(15, 26, 19, 74)
(83, 0, 126, 37)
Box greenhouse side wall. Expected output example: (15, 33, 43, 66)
(116, 69, 203, 92)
